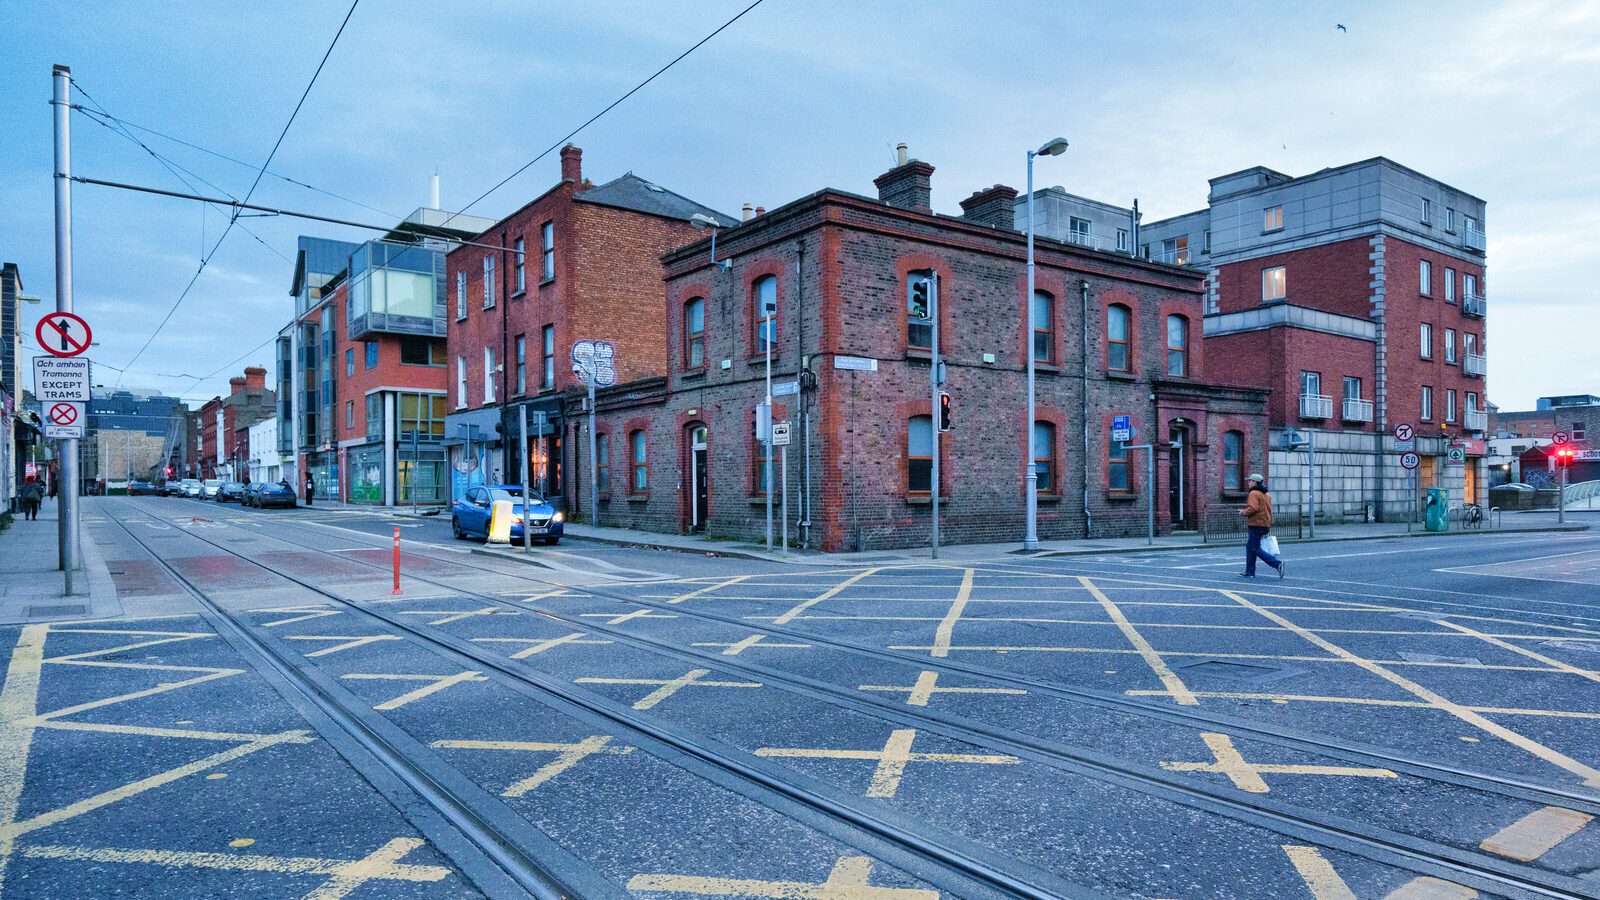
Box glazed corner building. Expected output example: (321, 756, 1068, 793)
(575, 155, 1270, 552)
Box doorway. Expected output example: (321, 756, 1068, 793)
(689, 425, 709, 532)
(1168, 425, 1194, 530)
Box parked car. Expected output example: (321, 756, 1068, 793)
(243, 483, 264, 507)
(451, 485, 564, 545)
(126, 480, 158, 496)
(253, 481, 297, 509)
(181, 479, 203, 498)
(201, 479, 222, 499)
(216, 482, 247, 502)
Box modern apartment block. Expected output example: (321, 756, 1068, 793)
(1036, 158, 1489, 521)
(278, 197, 495, 505)
(442, 144, 734, 504)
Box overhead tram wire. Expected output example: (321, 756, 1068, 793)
(108, 0, 361, 378)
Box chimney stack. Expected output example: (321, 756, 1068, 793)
(874, 143, 935, 213)
(560, 144, 582, 184)
(228, 376, 246, 396)
(741, 203, 755, 222)
(244, 366, 267, 390)
(958, 184, 1019, 230)
(429, 173, 440, 209)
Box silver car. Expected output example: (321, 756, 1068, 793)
(181, 479, 203, 498)
(201, 479, 222, 499)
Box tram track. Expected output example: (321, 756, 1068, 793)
(117, 500, 1600, 899)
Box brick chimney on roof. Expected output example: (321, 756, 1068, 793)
(959, 184, 1019, 230)
(560, 144, 582, 184)
(244, 366, 266, 390)
(228, 376, 246, 395)
(873, 143, 935, 213)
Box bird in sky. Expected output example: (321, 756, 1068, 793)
(1336, 23, 1347, 32)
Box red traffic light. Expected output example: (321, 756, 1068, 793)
(1556, 448, 1576, 467)
(938, 392, 952, 432)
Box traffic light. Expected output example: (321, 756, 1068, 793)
(1557, 447, 1576, 468)
(908, 277, 931, 320)
(938, 392, 952, 432)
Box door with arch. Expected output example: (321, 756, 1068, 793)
(689, 425, 709, 532)
(1168, 424, 1195, 530)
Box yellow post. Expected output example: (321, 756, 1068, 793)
(487, 499, 514, 545)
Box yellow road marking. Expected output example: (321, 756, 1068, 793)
(46, 634, 209, 663)
(431, 736, 633, 795)
(1123, 689, 1600, 720)
(304, 837, 440, 899)
(1161, 733, 1395, 793)
(929, 569, 976, 658)
(881, 644, 1590, 674)
(754, 728, 1018, 798)
(32, 670, 240, 722)
(28, 720, 293, 743)
(0, 625, 49, 892)
(771, 568, 885, 626)
(257, 608, 341, 628)
(691, 634, 812, 656)
(284, 635, 403, 657)
(1078, 576, 1197, 705)
(858, 670, 1026, 707)
(1281, 845, 1356, 900)
(1384, 877, 1478, 899)
(472, 632, 612, 659)
(668, 575, 752, 604)
(1478, 805, 1593, 861)
(578, 609, 675, 626)
(341, 671, 488, 711)
(1429, 619, 1600, 684)
(1222, 590, 1600, 788)
(627, 854, 938, 898)
(19, 837, 448, 887)
(396, 608, 510, 626)
(576, 669, 761, 710)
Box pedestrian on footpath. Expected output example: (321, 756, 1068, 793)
(19, 478, 42, 521)
(1239, 473, 1284, 578)
(304, 472, 315, 507)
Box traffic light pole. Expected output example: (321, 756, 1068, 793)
(1559, 461, 1567, 525)
(53, 65, 82, 595)
(1023, 149, 1039, 550)
(930, 272, 940, 559)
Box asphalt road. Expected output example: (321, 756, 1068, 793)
(0, 495, 1596, 898)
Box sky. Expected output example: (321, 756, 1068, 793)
(2, 0, 1595, 410)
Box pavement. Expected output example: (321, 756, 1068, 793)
(0, 498, 122, 626)
(0, 494, 1597, 898)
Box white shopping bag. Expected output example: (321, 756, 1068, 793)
(1262, 534, 1281, 557)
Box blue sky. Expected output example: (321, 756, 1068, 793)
(2, 1, 1594, 409)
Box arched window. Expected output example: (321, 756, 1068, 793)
(1223, 430, 1243, 492)
(630, 430, 648, 492)
(1032, 290, 1054, 363)
(1033, 421, 1055, 493)
(907, 270, 933, 350)
(684, 297, 705, 368)
(1166, 314, 1188, 376)
(1107, 304, 1132, 372)
(596, 433, 610, 493)
(908, 416, 933, 493)
(754, 276, 777, 354)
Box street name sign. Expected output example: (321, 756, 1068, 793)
(833, 355, 878, 372)
(772, 380, 800, 397)
(35, 311, 92, 357)
(33, 356, 90, 403)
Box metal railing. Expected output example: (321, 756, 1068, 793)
(1463, 226, 1486, 251)
(1299, 393, 1334, 419)
(1464, 409, 1487, 432)
(1065, 232, 1101, 250)
(1462, 293, 1486, 317)
(1341, 397, 1374, 422)
(1463, 353, 1487, 376)
(1152, 245, 1197, 266)
(1565, 479, 1600, 506)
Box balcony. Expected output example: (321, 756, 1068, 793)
(1341, 397, 1374, 422)
(1152, 245, 1197, 267)
(346, 240, 447, 341)
(1299, 393, 1334, 419)
(1463, 293, 1486, 318)
(1463, 226, 1486, 252)
(1465, 409, 1488, 432)
(1065, 232, 1101, 251)
(1463, 352, 1487, 377)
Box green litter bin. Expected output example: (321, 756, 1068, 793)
(1424, 487, 1449, 532)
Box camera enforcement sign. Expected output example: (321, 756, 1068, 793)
(34, 356, 91, 404)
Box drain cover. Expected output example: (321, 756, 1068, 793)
(1398, 651, 1483, 666)
(1178, 659, 1301, 684)
(1540, 640, 1600, 654)
(27, 604, 88, 618)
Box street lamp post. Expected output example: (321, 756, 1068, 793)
(1024, 137, 1069, 551)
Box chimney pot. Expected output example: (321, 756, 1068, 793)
(244, 366, 267, 390)
(741, 203, 755, 222)
(958, 184, 1019, 231)
(896, 142, 908, 166)
(560, 144, 582, 184)
(228, 377, 246, 395)
(754, 206, 765, 217)
(873, 156, 936, 213)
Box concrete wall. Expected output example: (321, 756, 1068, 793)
(1268, 428, 1480, 524)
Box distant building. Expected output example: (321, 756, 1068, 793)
(248, 417, 280, 484)
(1490, 395, 1599, 445)
(193, 369, 274, 480)
(86, 388, 186, 485)
(2, 263, 43, 507)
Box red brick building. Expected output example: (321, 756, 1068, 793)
(568, 152, 1269, 551)
(443, 145, 734, 502)
(193, 366, 274, 480)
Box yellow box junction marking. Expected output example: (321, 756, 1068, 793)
(19, 836, 449, 897)
(0, 625, 49, 892)
(396, 607, 514, 627)
(691, 634, 812, 656)
(771, 568, 886, 626)
(256, 606, 342, 628)
(578, 609, 676, 626)
(1078, 576, 1198, 705)
(1478, 805, 1593, 861)
(668, 575, 752, 604)
(1429, 619, 1600, 684)
(1221, 589, 1600, 788)
(284, 635, 404, 657)
(340, 671, 488, 710)
(472, 632, 613, 659)
(1161, 733, 1396, 793)
(1282, 845, 1476, 900)
(755, 728, 1018, 798)
(1122, 688, 1600, 721)
(576, 668, 762, 710)
(430, 735, 633, 796)
(626, 853, 937, 899)
(929, 568, 976, 658)
(858, 670, 1026, 708)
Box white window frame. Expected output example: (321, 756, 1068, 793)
(514, 238, 526, 294)
(1444, 267, 1456, 303)
(456, 356, 467, 409)
(1444, 328, 1456, 364)
(482, 256, 496, 309)
(1115, 228, 1128, 251)
(1446, 389, 1457, 423)
(1421, 386, 1434, 421)
(541, 222, 555, 281)
(1261, 266, 1286, 302)
(1421, 198, 1432, 224)
(1263, 206, 1283, 232)
(456, 270, 467, 320)
(1419, 259, 1431, 296)
(1419, 323, 1433, 359)
(483, 347, 496, 403)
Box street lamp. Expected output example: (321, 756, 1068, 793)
(690, 214, 731, 272)
(1024, 136, 1068, 551)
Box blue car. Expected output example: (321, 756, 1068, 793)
(451, 484, 565, 545)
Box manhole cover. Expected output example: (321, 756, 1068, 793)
(1178, 659, 1301, 684)
(27, 604, 88, 618)
(1398, 651, 1483, 667)
(1540, 640, 1600, 654)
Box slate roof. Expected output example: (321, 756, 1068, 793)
(575, 173, 737, 227)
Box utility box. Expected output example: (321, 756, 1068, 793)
(1424, 487, 1449, 532)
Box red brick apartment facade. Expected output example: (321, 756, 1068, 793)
(444, 145, 734, 502)
(573, 156, 1269, 552)
(194, 366, 274, 480)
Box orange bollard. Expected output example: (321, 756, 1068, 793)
(391, 527, 403, 595)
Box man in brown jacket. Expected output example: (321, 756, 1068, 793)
(1239, 474, 1284, 578)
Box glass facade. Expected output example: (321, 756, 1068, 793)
(346, 239, 448, 340)
(347, 444, 385, 504)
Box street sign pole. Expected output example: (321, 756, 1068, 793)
(520, 406, 531, 555)
(53, 64, 81, 594)
(1559, 459, 1567, 525)
(780, 446, 789, 554)
(929, 272, 940, 559)
(1308, 431, 1317, 539)
(587, 378, 598, 529)
(1125, 444, 1155, 545)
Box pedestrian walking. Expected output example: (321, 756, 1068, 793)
(304, 472, 315, 507)
(1239, 473, 1284, 578)
(20, 478, 43, 521)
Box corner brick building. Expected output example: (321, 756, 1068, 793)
(443, 145, 734, 503)
(569, 151, 1269, 551)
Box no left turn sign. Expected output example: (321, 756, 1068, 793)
(1553, 431, 1570, 445)
(1394, 423, 1414, 442)
(36, 312, 92, 357)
